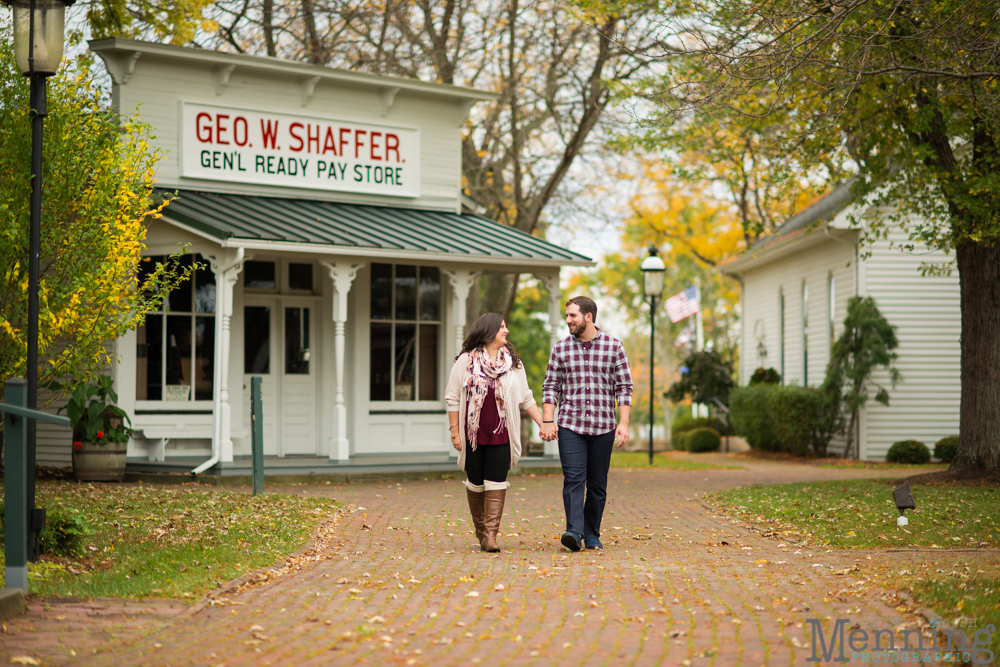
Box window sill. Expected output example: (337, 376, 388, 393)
(135, 400, 215, 413)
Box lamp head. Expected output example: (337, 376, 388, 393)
(892, 480, 916, 516)
(6, 0, 77, 76)
(640, 245, 666, 298)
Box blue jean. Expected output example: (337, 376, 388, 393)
(558, 427, 615, 540)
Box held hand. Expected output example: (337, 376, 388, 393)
(540, 422, 558, 442)
(614, 423, 630, 449)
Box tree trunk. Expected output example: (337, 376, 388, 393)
(951, 240, 1000, 472)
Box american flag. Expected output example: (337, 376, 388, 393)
(665, 285, 700, 323)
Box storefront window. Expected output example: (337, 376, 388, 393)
(370, 264, 441, 401)
(136, 255, 215, 402)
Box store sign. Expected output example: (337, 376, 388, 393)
(179, 102, 420, 197)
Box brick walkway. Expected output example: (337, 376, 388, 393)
(1, 460, 988, 666)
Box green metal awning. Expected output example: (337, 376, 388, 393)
(157, 189, 593, 267)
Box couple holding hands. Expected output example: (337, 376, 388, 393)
(445, 296, 633, 554)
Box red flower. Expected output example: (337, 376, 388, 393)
(97, 431, 104, 439)
(73, 441, 83, 453)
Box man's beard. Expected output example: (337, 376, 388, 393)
(570, 323, 584, 338)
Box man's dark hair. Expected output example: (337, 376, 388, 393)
(566, 296, 597, 323)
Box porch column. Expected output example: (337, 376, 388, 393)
(536, 272, 562, 458)
(322, 261, 364, 462)
(209, 249, 246, 464)
(443, 270, 480, 357)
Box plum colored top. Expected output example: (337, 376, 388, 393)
(469, 381, 509, 445)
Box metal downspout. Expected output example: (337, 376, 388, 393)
(193, 247, 245, 476)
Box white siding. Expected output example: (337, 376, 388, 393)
(859, 227, 960, 460)
(114, 57, 463, 212)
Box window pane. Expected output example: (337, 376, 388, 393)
(244, 306, 271, 374)
(395, 265, 417, 321)
(370, 323, 392, 400)
(419, 267, 441, 321)
(195, 255, 216, 313)
(419, 324, 438, 400)
(137, 255, 163, 303)
(370, 263, 392, 320)
(137, 314, 163, 400)
(166, 254, 194, 312)
(285, 307, 310, 374)
(289, 263, 314, 291)
(245, 260, 276, 289)
(395, 323, 416, 401)
(194, 316, 215, 401)
(166, 315, 193, 400)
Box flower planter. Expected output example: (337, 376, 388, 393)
(72, 441, 127, 481)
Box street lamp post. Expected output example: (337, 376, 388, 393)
(6, 0, 75, 561)
(640, 246, 665, 465)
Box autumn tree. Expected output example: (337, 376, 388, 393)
(641, 0, 1000, 473)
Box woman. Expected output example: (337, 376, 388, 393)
(445, 313, 544, 553)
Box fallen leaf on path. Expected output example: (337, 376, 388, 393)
(11, 658, 42, 666)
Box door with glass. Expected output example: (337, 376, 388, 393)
(243, 300, 278, 455)
(280, 301, 317, 455)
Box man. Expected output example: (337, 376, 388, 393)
(540, 296, 632, 551)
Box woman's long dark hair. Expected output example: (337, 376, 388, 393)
(459, 312, 523, 369)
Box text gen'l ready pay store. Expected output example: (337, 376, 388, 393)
(37, 38, 591, 476)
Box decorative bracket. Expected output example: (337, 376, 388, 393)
(96, 51, 141, 85)
(378, 87, 400, 117)
(321, 261, 365, 322)
(455, 100, 477, 128)
(301, 76, 321, 107)
(215, 64, 236, 96)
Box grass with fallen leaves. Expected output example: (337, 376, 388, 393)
(1, 481, 338, 599)
(611, 451, 742, 470)
(706, 479, 998, 550)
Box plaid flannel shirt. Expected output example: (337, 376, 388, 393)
(542, 330, 633, 435)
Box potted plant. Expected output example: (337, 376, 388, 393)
(62, 376, 133, 481)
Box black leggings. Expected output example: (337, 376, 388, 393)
(465, 443, 511, 486)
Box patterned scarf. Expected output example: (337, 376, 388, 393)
(464, 346, 512, 449)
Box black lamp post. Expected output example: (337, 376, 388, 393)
(640, 246, 665, 465)
(6, 0, 75, 561)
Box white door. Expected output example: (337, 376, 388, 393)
(280, 301, 317, 455)
(242, 300, 278, 455)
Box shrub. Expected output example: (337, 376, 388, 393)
(933, 436, 959, 463)
(749, 367, 781, 385)
(730, 384, 841, 455)
(0, 504, 90, 557)
(886, 440, 931, 464)
(684, 427, 721, 453)
(670, 415, 726, 447)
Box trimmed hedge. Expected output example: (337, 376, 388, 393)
(684, 427, 721, 453)
(887, 440, 930, 464)
(670, 415, 726, 442)
(749, 367, 781, 385)
(933, 436, 959, 463)
(730, 384, 841, 456)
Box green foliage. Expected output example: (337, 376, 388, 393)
(0, 503, 90, 558)
(934, 436, 959, 464)
(0, 42, 194, 410)
(684, 427, 721, 453)
(54, 375, 132, 444)
(731, 384, 841, 456)
(670, 415, 726, 441)
(666, 350, 735, 405)
(887, 440, 931, 464)
(84, 0, 218, 43)
(507, 278, 553, 404)
(748, 367, 781, 386)
(821, 296, 900, 456)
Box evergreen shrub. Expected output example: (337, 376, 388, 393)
(731, 384, 841, 455)
(684, 427, 721, 453)
(886, 440, 931, 464)
(933, 436, 959, 463)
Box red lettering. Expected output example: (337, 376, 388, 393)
(234, 116, 248, 146)
(307, 124, 320, 154)
(386, 133, 400, 163)
(216, 114, 230, 145)
(322, 127, 338, 155)
(196, 112, 213, 143)
(289, 122, 305, 152)
(261, 119, 280, 149)
(370, 131, 382, 161)
(355, 129, 367, 159)
(339, 128, 350, 157)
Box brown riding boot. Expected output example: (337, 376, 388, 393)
(465, 482, 487, 551)
(482, 481, 509, 553)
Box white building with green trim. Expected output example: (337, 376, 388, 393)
(38, 39, 591, 476)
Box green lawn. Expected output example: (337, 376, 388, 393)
(2, 481, 337, 599)
(611, 451, 743, 471)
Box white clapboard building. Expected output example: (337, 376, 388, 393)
(37, 39, 590, 475)
(719, 183, 961, 460)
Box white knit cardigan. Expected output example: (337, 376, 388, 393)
(444, 352, 537, 472)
